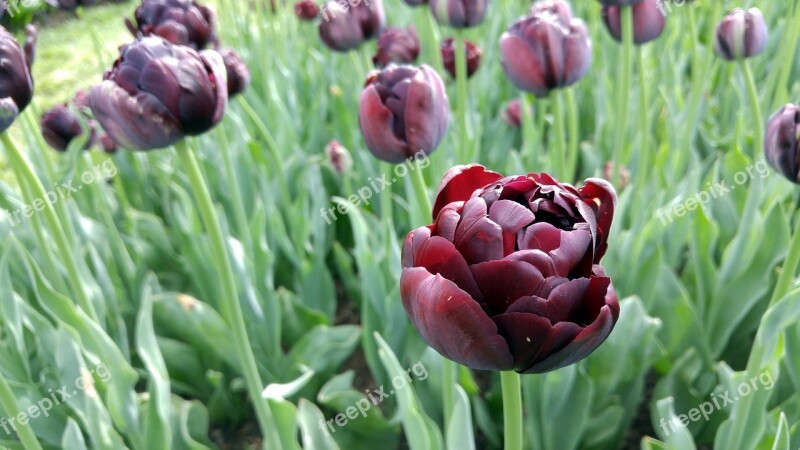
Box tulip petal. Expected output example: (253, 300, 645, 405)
(412, 235, 484, 301)
(578, 178, 617, 261)
(499, 31, 549, 95)
(359, 84, 409, 163)
(471, 259, 545, 314)
(433, 164, 502, 219)
(0, 97, 19, 134)
(505, 249, 557, 277)
(491, 312, 553, 371)
(401, 267, 514, 371)
(517, 222, 592, 275)
(403, 66, 449, 159)
(489, 199, 536, 255)
(454, 197, 504, 264)
(433, 201, 463, 243)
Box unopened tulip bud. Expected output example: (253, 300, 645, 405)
(501, 99, 522, 128)
(41, 105, 91, 151)
(294, 0, 319, 20)
(440, 38, 481, 79)
(219, 48, 250, 97)
(326, 140, 352, 174)
(764, 104, 800, 183)
(602, 0, 665, 45)
(715, 8, 767, 61)
(0, 26, 34, 133)
(319, 0, 384, 52)
(127, 0, 218, 50)
(429, 0, 488, 28)
(373, 27, 420, 68)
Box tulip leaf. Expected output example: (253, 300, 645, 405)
(297, 399, 342, 450)
(446, 386, 475, 450)
(654, 397, 697, 450)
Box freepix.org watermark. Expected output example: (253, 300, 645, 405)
(320, 150, 430, 225)
(318, 361, 428, 434)
(320, 0, 371, 22)
(659, 370, 774, 436)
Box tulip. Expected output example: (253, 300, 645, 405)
(602, 0, 665, 45)
(401, 164, 619, 373)
(0, 26, 34, 134)
(764, 104, 800, 183)
(126, 0, 218, 50)
(359, 64, 449, 163)
(319, 0, 384, 52)
(88, 37, 227, 150)
(219, 48, 250, 97)
(529, 0, 572, 23)
(501, 99, 522, 128)
(715, 8, 767, 61)
(326, 139, 352, 174)
(24, 25, 37, 71)
(373, 26, 420, 68)
(294, 0, 320, 20)
(500, 9, 591, 95)
(441, 37, 481, 79)
(41, 105, 92, 151)
(429, 0, 487, 28)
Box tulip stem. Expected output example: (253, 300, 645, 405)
(441, 358, 455, 433)
(174, 140, 282, 450)
(565, 88, 579, 181)
(0, 374, 43, 450)
(740, 60, 763, 158)
(217, 126, 254, 253)
(550, 89, 567, 181)
(501, 371, 523, 450)
(1, 132, 99, 324)
(455, 31, 470, 163)
(636, 45, 649, 181)
(380, 161, 393, 226)
(521, 93, 537, 165)
(613, 6, 634, 179)
(410, 159, 431, 223)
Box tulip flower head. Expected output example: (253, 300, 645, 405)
(501, 99, 522, 128)
(219, 48, 250, 97)
(0, 26, 34, 134)
(294, 0, 320, 20)
(326, 139, 353, 174)
(359, 64, 449, 163)
(441, 37, 482, 79)
(126, 0, 218, 50)
(88, 37, 228, 151)
(319, 0, 385, 52)
(401, 165, 619, 373)
(373, 26, 420, 68)
(602, 0, 666, 45)
(41, 105, 93, 152)
(500, 7, 591, 96)
(764, 104, 800, 183)
(715, 8, 767, 61)
(429, 0, 488, 28)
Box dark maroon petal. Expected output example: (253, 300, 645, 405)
(489, 199, 535, 255)
(433, 201, 463, 243)
(505, 250, 557, 277)
(412, 235, 483, 301)
(491, 312, 553, 371)
(517, 222, 592, 275)
(401, 226, 431, 268)
(433, 164, 503, 219)
(506, 278, 589, 323)
(471, 259, 545, 313)
(403, 65, 449, 158)
(359, 83, 409, 163)
(454, 197, 504, 264)
(577, 178, 617, 262)
(401, 267, 514, 371)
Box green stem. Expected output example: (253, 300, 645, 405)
(770, 1, 800, 110)
(174, 140, 281, 450)
(1, 132, 98, 323)
(565, 88, 579, 181)
(501, 371, 523, 450)
(218, 127, 254, 253)
(455, 31, 470, 163)
(636, 45, 650, 181)
(550, 90, 566, 180)
(741, 60, 764, 158)
(380, 162, 393, 226)
(613, 6, 634, 175)
(410, 160, 431, 223)
(0, 375, 43, 450)
(441, 358, 454, 433)
(521, 93, 536, 165)
(770, 216, 800, 307)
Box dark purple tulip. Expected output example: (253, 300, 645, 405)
(429, 0, 487, 28)
(373, 26, 420, 68)
(715, 8, 767, 61)
(440, 37, 481, 79)
(41, 105, 91, 151)
(219, 48, 250, 97)
(126, 0, 218, 50)
(88, 37, 227, 151)
(294, 0, 319, 20)
(500, 9, 591, 95)
(501, 99, 522, 128)
(764, 104, 800, 183)
(319, 0, 385, 52)
(24, 25, 37, 71)
(602, 0, 665, 45)
(401, 164, 619, 373)
(359, 64, 449, 163)
(0, 26, 34, 133)
(326, 139, 352, 174)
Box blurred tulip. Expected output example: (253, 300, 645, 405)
(40, 105, 91, 151)
(501, 99, 522, 128)
(373, 26, 420, 67)
(0, 26, 34, 134)
(602, 0, 665, 45)
(24, 25, 37, 71)
(326, 139, 352, 174)
(715, 8, 767, 61)
(126, 0, 218, 50)
(359, 64, 449, 163)
(529, 0, 572, 23)
(88, 37, 227, 150)
(500, 9, 591, 95)
(219, 48, 250, 97)
(429, 0, 487, 28)
(440, 37, 481, 78)
(764, 104, 800, 183)
(401, 164, 619, 373)
(319, 0, 384, 52)
(294, 0, 319, 20)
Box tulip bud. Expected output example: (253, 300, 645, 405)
(373, 26, 420, 68)
(88, 37, 228, 150)
(24, 25, 37, 71)
(440, 37, 481, 79)
(764, 104, 800, 183)
(219, 48, 250, 97)
(715, 8, 767, 61)
(401, 164, 619, 373)
(429, 0, 488, 28)
(41, 105, 92, 151)
(127, 0, 218, 50)
(0, 26, 34, 134)
(501, 99, 522, 128)
(319, 0, 385, 52)
(326, 140, 352, 174)
(602, 0, 665, 45)
(359, 64, 449, 163)
(500, 10, 591, 96)
(294, 0, 319, 20)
